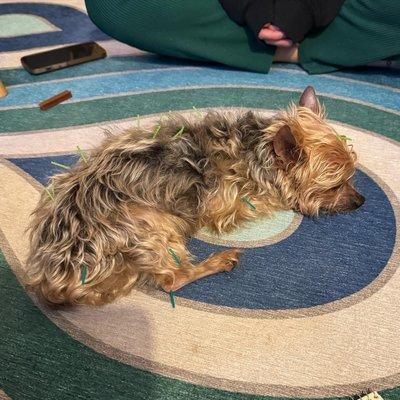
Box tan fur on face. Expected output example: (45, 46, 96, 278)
(26, 88, 363, 306)
(264, 106, 358, 215)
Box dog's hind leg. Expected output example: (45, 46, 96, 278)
(130, 206, 241, 292)
(157, 248, 241, 292)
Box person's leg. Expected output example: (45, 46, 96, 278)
(85, 0, 275, 73)
(299, 0, 400, 74)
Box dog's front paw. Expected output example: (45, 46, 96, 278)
(219, 248, 241, 272)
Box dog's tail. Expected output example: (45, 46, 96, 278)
(25, 160, 142, 306)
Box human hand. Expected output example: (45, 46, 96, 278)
(258, 23, 294, 47)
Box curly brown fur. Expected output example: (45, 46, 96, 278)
(26, 87, 364, 306)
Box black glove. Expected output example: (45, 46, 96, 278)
(219, 0, 345, 43)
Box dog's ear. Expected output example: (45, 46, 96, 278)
(273, 125, 299, 163)
(299, 86, 321, 114)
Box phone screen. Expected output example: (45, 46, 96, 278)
(21, 42, 106, 74)
(25, 43, 97, 69)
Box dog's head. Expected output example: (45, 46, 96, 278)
(271, 86, 364, 216)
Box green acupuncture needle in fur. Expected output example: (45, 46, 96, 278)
(167, 248, 181, 308)
(173, 126, 185, 138)
(152, 114, 172, 138)
(51, 161, 71, 170)
(168, 247, 182, 266)
(81, 264, 88, 285)
(337, 134, 352, 142)
(241, 196, 256, 211)
(44, 186, 55, 200)
(136, 114, 141, 128)
(152, 124, 162, 139)
(192, 106, 202, 118)
(76, 146, 88, 164)
(169, 290, 176, 308)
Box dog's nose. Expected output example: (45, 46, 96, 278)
(351, 193, 365, 209)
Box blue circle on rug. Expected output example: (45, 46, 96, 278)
(180, 170, 396, 310)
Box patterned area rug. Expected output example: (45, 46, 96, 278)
(1, 1, 400, 399)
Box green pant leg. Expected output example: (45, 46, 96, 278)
(85, 0, 275, 73)
(299, 0, 400, 74)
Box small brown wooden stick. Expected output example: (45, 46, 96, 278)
(39, 90, 72, 111)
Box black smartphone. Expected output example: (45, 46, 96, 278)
(21, 42, 107, 75)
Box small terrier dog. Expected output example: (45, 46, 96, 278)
(27, 86, 364, 306)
